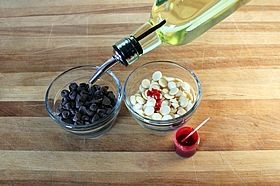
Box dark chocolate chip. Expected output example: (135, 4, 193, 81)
(74, 121, 83, 125)
(79, 83, 87, 88)
(61, 89, 69, 98)
(97, 109, 106, 115)
(80, 96, 87, 103)
(94, 98, 103, 104)
(62, 110, 70, 119)
(69, 108, 76, 115)
(91, 114, 100, 123)
(85, 109, 94, 116)
(75, 100, 84, 109)
(111, 99, 116, 106)
(89, 104, 97, 112)
(94, 90, 103, 99)
(101, 86, 109, 93)
(56, 104, 63, 113)
(105, 104, 113, 109)
(63, 102, 71, 110)
(80, 90, 89, 95)
(89, 86, 96, 95)
(106, 108, 112, 115)
(93, 84, 101, 91)
(62, 118, 74, 124)
(102, 96, 111, 106)
(79, 106, 87, 114)
(69, 91, 77, 100)
(107, 91, 115, 101)
(85, 121, 91, 125)
(77, 91, 87, 102)
(73, 112, 82, 122)
(61, 97, 69, 105)
(77, 86, 83, 92)
(69, 82, 78, 91)
(84, 101, 92, 108)
(81, 115, 90, 122)
(78, 83, 89, 91)
(70, 101, 76, 108)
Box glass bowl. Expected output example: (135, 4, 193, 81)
(123, 61, 202, 132)
(45, 65, 123, 138)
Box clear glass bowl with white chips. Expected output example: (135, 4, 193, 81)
(123, 61, 202, 132)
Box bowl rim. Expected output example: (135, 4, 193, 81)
(123, 60, 202, 126)
(45, 65, 123, 129)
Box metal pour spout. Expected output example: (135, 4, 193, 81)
(88, 20, 166, 84)
(88, 36, 143, 84)
(88, 55, 119, 84)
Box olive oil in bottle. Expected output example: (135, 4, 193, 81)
(133, 0, 250, 54)
(89, 0, 249, 83)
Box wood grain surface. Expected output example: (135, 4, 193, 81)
(0, 0, 280, 185)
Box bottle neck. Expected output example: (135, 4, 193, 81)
(112, 20, 163, 66)
(132, 22, 162, 55)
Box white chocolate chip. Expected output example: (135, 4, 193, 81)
(175, 78, 183, 83)
(177, 107, 187, 115)
(159, 78, 168, 88)
(186, 102, 194, 111)
(151, 80, 157, 84)
(150, 83, 160, 90)
(185, 91, 193, 102)
(171, 102, 179, 109)
(141, 92, 147, 100)
(152, 71, 162, 81)
(136, 96, 145, 105)
(164, 94, 174, 100)
(176, 82, 182, 88)
(133, 103, 142, 110)
(141, 79, 150, 89)
(146, 98, 156, 107)
(139, 84, 145, 92)
(130, 95, 137, 106)
(135, 109, 144, 116)
(160, 105, 171, 115)
(152, 113, 162, 120)
(169, 87, 179, 95)
(162, 88, 169, 94)
(181, 82, 191, 92)
(142, 103, 147, 110)
(175, 90, 183, 97)
(174, 114, 180, 118)
(165, 76, 175, 81)
(170, 107, 177, 114)
(179, 96, 188, 107)
(145, 89, 149, 97)
(162, 114, 173, 120)
(181, 99, 189, 107)
(144, 106, 155, 116)
(168, 81, 177, 89)
(161, 100, 169, 106)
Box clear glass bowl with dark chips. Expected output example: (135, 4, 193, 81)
(45, 65, 123, 138)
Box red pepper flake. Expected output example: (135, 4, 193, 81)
(147, 88, 162, 111)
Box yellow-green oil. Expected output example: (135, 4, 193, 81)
(133, 0, 250, 54)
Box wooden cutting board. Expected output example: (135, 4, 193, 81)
(0, 0, 279, 185)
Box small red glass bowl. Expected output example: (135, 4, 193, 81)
(173, 126, 200, 158)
